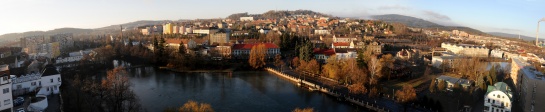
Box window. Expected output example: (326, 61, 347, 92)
(58, 77, 61, 82)
(3, 99, 9, 105)
(50, 79, 53, 83)
(488, 99, 490, 103)
(2, 88, 8, 94)
(31, 82, 36, 86)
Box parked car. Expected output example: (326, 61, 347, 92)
(16, 108, 25, 112)
(13, 97, 24, 106)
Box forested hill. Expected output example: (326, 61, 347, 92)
(226, 10, 332, 20)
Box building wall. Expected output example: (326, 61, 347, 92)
(210, 32, 230, 44)
(37, 75, 61, 95)
(441, 43, 489, 57)
(484, 91, 512, 112)
(517, 68, 545, 112)
(163, 23, 173, 34)
(0, 75, 13, 112)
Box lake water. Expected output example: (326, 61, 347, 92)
(125, 66, 363, 112)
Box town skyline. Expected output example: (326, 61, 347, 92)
(0, 0, 544, 39)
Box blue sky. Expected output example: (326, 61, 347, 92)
(0, 0, 544, 39)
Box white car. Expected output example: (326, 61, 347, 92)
(16, 108, 25, 112)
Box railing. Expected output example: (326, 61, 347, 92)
(265, 67, 390, 112)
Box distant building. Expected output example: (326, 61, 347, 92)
(367, 42, 383, 54)
(334, 48, 357, 60)
(231, 43, 280, 59)
(193, 27, 218, 35)
(333, 35, 358, 43)
(484, 82, 513, 112)
(313, 48, 335, 63)
(209, 30, 230, 45)
(240, 17, 254, 21)
(163, 23, 173, 34)
(441, 42, 489, 57)
(435, 75, 473, 91)
(314, 29, 330, 35)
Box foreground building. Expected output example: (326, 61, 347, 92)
(0, 65, 13, 112)
(510, 57, 545, 112)
(484, 82, 513, 112)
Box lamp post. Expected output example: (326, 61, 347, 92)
(537, 18, 545, 46)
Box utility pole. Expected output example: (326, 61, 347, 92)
(537, 18, 545, 46)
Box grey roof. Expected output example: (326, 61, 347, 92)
(41, 65, 59, 76)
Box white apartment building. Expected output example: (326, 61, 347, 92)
(441, 42, 489, 57)
(240, 17, 254, 21)
(0, 65, 13, 112)
(314, 29, 330, 35)
(484, 82, 513, 112)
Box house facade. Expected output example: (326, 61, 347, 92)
(484, 82, 512, 112)
(313, 48, 335, 63)
(231, 43, 280, 59)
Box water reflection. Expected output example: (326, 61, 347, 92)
(124, 66, 361, 112)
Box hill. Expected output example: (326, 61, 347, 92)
(487, 32, 543, 41)
(97, 20, 189, 30)
(372, 14, 489, 36)
(226, 10, 332, 20)
(0, 28, 94, 41)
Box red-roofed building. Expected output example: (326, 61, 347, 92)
(232, 43, 280, 59)
(313, 48, 335, 63)
(331, 42, 351, 48)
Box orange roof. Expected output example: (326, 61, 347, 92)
(232, 43, 279, 50)
(313, 48, 335, 56)
(165, 38, 189, 44)
(333, 42, 350, 46)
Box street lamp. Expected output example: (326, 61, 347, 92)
(537, 18, 545, 46)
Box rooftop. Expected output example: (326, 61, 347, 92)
(313, 48, 335, 56)
(486, 82, 513, 100)
(232, 43, 279, 50)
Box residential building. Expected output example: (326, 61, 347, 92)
(441, 42, 489, 57)
(491, 49, 505, 58)
(314, 29, 330, 35)
(431, 56, 463, 68)
(36, 65, 62, 96)
(209, 43, 232, 58)
(333, 35, 358, 43)
(313, 48, 335, 63)
(367, 42, 383, 54)
(209, 29, 230, 44)
(231, 43, 280, 59)
(484, 82, 512, 112)
(0, 65, 12, 112)
(511, 57, 545, 112)
(240, 17, 254, 21)
(334, 48, 357, 60)
(331, 42, 351, 48)
(50, 33, 74, 52)
(163, 23, 173, 34)
(165, 39, 197, 53)
(193, 27, 218, 35)
(363, 34, 375, 41)
(435, 75, 473, 91)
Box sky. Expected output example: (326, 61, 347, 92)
(0, 0, 544, 39)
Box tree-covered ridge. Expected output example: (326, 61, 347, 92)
(226, 10, 332, 20)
